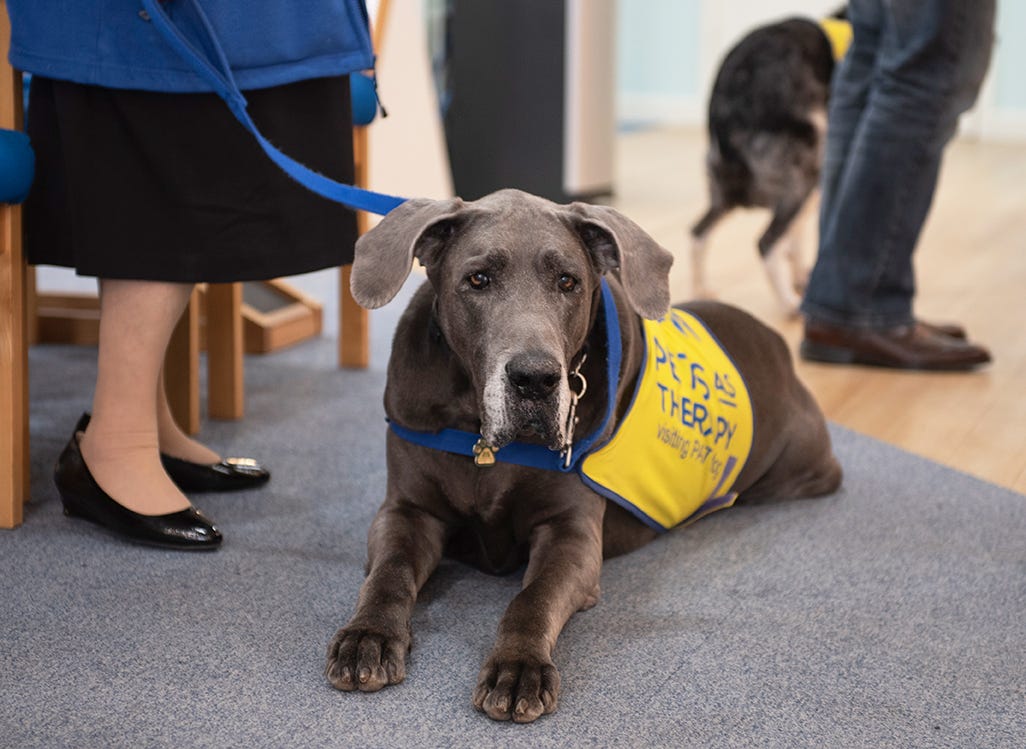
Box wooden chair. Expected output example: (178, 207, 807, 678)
(1, 1, 383, 527)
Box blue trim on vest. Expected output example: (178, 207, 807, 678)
(569, 298, 668, 532)
(578, 472, 668, 533)
(141, 0, 407, 216)
(586, 311, 748, 532)
(388, 277, 623, 473)
(579, 470, 738, 535)
(575, 316, 729, 535)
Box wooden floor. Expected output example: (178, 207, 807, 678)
(611, 126, 1026, 495)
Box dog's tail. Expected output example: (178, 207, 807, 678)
(705, 57, 755, 201)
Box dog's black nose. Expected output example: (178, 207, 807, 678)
(506, 353, 561, 400)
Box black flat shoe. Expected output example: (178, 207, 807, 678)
(160, 454, 271, 493)
(71, 413, 270, 494)
(54, 424, 222, 551)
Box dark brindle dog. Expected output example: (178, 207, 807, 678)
(691, 14, 848, 315)
(327, 189, 841, 722)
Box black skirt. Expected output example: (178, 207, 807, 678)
(25, 75, 358, 283)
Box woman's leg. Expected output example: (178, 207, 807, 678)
(79, 279, 195, 515)
(156, 370, 220, 465)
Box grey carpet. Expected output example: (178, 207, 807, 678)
(3, 285, 1024, 749)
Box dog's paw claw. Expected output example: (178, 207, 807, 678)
(325, 625, 408, 693)
(472, 655, 560, 723)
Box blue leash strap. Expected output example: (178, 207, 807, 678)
(388, 277, 624, 473)
(140, 0, 407, 216)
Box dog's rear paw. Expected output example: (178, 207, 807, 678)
(325, 624, 409, 693)
(472, 654, 560, 723)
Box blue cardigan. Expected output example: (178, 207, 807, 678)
(6, 0, 374, 92)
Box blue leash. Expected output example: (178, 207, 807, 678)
(141, 0, 407, 216)
(389, 278, 624, 473)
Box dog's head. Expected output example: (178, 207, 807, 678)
(352, 189, 673, 451)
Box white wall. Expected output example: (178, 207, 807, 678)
(616, 0, 1026, 143)
(617, 0, 841, 127)
(964, 1, 1026, 142)
(366, 0, 453, 201)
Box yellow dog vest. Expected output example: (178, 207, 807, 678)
(580, 310, 754, 531)
(820, 17, 853, 61)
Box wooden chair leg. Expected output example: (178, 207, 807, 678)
(340, 124, 371, 370)
(205, 282, 244, 420)
(2, 4, 28, 528)
(339, 265, 369, 368)
(1, 202, 28, 529)
(164, 287, 201, 436)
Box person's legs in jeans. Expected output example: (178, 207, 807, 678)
(802, 0, 996, 330)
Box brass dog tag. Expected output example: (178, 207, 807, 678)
(472, 439, 497, 467)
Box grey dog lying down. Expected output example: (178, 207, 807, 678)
(327, 189, 841, 722)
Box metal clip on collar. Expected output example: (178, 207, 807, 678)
(561, 353, 589, 469)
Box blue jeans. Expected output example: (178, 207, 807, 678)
(801, 0, 995, 329)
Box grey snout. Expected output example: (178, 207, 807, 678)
(505, 352, 561, 401)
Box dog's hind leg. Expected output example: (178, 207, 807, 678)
(758, 200, 806, 316)
(784, 189, 820, 296)
(690, 205, 727, 300)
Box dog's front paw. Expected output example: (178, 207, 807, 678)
(472, 653, 560, 723)
(325, 624, 409, 693)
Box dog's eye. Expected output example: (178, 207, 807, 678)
(467, 272, 490, 290)
(557, 274, 578, 293)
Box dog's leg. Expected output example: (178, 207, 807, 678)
(758, 201, 805, 317)
(325, 503, 446, 692)
(690, 206, 727, 300)
(472, 506, 603, 723)
(786, 189, 820, 295)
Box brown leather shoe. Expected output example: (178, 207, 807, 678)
(801, 320, 991, 371)
(919, 320, 966, 340)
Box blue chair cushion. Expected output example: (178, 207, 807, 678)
(0, 129, 34, 204)
(350, 72, 378, 127)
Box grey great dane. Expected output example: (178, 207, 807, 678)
(327, 188, 841, 722)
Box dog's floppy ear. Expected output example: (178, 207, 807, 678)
(567, 203, 674, 320)
(350, 197, 465, 309)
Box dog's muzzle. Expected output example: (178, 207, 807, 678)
(479, 350, 569, 454)
(476, 349, 588, 467)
